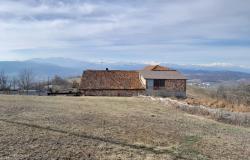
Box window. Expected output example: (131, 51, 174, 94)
(146, 80, 154, 89)
(154, 79, 165, 89)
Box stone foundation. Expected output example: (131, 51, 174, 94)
(146, 89, 186, 98)
(81, 89, 145, 97)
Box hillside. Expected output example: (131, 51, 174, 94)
(0, 95, 249, 159)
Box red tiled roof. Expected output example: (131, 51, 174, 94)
(80, 70, 145, 90)
(141, 65, 187, 80)
(143, 65, 171, 71)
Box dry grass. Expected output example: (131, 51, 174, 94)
(187, 85, 250, 112)
(0, 95, 250, 159)
(185, 98, 250, 112)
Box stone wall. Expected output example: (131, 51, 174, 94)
(146, 79, 186, 97)
(81, 89, 145, 97)
(165, 79, 186, 92)
(146, 89, 186, 97)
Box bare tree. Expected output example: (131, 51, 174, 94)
(11, 76, 19, 90)
(18, 69, 34, 94)
(72, 80, 79, 88)
(34, 81, 45, 96)
(52, 75, 70, 86)
(0, 70, 8, 91)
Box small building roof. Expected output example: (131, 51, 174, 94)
(139, 70, 187, 80)
(143, 65, 171, 71)
(80, 70, 145, 90)
(141, 65, 187, 80)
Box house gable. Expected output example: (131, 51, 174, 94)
(143, 65, 171, 71)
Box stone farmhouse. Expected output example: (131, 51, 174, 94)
(79, 65, 187, 97)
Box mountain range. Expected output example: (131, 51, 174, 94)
(1, 57, 250, 83)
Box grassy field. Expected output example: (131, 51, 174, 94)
(0, 95, 249, 160)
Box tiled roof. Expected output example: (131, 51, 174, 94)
(139, 70, 187, 80)
(143, 65, 170, 71)
(80, 70, 145, 90)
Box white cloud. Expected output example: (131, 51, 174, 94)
(0, 0, 249, 66)
(197, 63, 236, 67)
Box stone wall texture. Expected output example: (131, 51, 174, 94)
(165, 79, 186, 92)
(81, 89, 146, 97)
(146, 79, 186, 97)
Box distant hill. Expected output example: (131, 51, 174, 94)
(165, 63, 250, 74)
(1, 57, 250, 82)
(0, 61, 80, 79)
(29, 57, 146, 70)
(181, 69, 250, 82)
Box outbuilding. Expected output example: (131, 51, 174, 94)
(79, 69, 146, 96)
(139, 65, 187, 97)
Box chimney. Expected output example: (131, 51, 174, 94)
(106, 68, 109, 71)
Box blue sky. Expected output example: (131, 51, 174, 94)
(0, 0, 250, 67)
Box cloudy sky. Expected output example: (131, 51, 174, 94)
(0, 0, 250, 66)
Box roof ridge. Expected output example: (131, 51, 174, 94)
(152, 65, 160, 70)
(86, 70, 138, 72)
